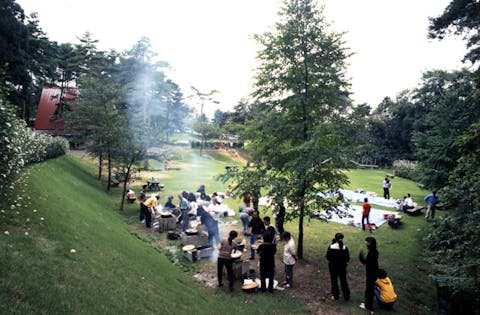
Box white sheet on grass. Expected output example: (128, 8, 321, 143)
(318, 204, 394, 228)
(339, 189, 401, 209)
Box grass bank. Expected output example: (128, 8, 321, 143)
(0, 156, 307, 314)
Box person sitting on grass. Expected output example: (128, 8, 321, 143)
(402, 193, 415, 212)
(375, 269, 397, 310)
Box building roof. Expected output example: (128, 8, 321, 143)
(34, 86, 78, 135)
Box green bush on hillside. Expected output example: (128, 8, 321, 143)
(393, 159, 419, 180)
(0, 99, 68, 190)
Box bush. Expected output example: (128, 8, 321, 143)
(393, 159, 419, 180)
(0, 99, 68, 189)
(0, 100, 26, 189)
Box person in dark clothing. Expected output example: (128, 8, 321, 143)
(138, 185, 148, 222)
(217, 230, 239, 291)
(274, 202, 286, 238)
(326, 232, 351, 301)
(247, 210, 265, 260)
(197, 184, 206, 195)
(263, 216, 276, 244)
(359, 236, 379, 313)
(257, 231, 276, 293)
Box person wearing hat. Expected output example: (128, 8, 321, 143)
(326, 232, 351, 301)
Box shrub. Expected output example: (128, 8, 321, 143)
(0, 100, 26, 189)
(0, 99, 68, 189)
(393, 159, 419, 180)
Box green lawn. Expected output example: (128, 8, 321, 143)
(0, 150, 439, 314)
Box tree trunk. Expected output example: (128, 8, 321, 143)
(97, 151, 103, 180)
(107, 154, 112, 192)
(298, 201, 305, 259)
(119, 165, 131, 212)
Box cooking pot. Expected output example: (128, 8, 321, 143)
(185, 228, 198, 236)
(182, 244, 195, 252)
(231, 250, 242, 260)
(242, 282, 259, 293)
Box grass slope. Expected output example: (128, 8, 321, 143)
(1, 151, 438, 314)
(0, 156, 307, 314)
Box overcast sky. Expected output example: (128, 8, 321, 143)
(17, 0, 468, 116)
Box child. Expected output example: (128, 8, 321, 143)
(375, 269, 397, 309)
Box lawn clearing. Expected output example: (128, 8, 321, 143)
(0, 150, 439, 314)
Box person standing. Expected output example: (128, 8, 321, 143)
(359, 236, 379, 313)
(239, 205, 252, 236)
(362, 198, 372, 231)
(143, 195, 159, 228)
(247, 210, 265, 260)
(424, 191, 439, 220)
(178, 192, 191, 232)
(206, 196, 223, 247)
(282, 231, 297, 289)
(263, 216, 276, 244)
(382, 178, 391, 199)
(257, 231, 276, 293)
(217, 230, 239, 291)
(138, 185, 148, 223)
(326, 232, 350, 301)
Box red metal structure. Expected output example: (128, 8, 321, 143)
(34, 86, 78, 135)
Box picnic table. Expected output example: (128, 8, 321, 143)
(147, 179, 164, 191)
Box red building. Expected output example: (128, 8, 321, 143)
(34, 86, 78, 135)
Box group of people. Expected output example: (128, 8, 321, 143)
(137, 184, 232, 245)
(382, 177, 440, 220)
(217, 226, 297, 293)
(327, 234, 397, 313)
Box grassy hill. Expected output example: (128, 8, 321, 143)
(0, 151, 438, 314)
(0, 156, 307, 314)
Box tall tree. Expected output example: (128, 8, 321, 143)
(0, 0, 56, 121)
(190, 87, 219, 156)
(425, 122, 480, 312)
(413, 69, 478, 190)
(424, 3, 480, 311)
(429, 0, 480, 73)
(242, 0, 352, 258)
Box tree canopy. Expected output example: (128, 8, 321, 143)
(236, 0, 353, 258)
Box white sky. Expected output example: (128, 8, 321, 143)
(17, 0, 468, 117)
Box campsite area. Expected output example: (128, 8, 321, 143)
(0, 146, 437, 314)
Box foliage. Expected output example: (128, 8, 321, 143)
(368, 92, 422, 165)
(425, 121, 480, 311)
(237, 0, 353, 258)
(413, 69, 479, 190)
(0, 0, 57, 121)
(0, 94, 67, 190)
(428, 0, 480, 68)
(393, 159, 419, 181)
